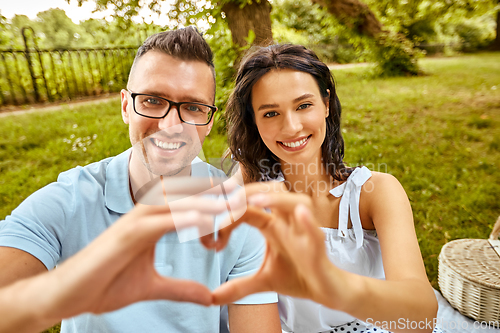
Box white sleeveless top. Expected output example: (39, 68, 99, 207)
(279, 166, 386, 332)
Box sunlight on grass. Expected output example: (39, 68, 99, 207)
(0, 54, 499, 304)
(333, 53, 500, 286)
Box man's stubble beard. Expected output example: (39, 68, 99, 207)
(135, 130, 203, 177)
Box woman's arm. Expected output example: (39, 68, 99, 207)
(322, 172, 437, 332)
(210, 178, 437, 333)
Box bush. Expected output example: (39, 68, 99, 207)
(454, 19, 495, 51)
(373, 32, 423, 77)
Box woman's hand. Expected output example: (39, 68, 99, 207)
(202, 183, 345, 307)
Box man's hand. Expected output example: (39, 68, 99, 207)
(36, 196, 226, 322)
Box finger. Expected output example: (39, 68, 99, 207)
(248, 191, 312, 214)
(163, 196, 230, 215)
(243, 181, 288, 196)
(213, 207, 273, 251)
(162, 176, 240, 197)
(294, 204, 325, 240)
(150, 277, 213, 306)
(125, 210, 216, 246)
(212, 274, 269, 305)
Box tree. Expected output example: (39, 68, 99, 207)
(74, 0, 273, 48)
(311, 0, 382, 38)
(0, 11, 10, 48)
(221, 0, 273, 46)
(35, 8, 82, 49)
(363, 0, 498, 45)
(75, 0, 423, 75)
(490, 0, 500, 50)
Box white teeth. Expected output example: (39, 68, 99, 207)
(281, 137, 307, 148)
(154, 139, 181, 150)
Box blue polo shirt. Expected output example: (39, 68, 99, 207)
(0, 149, 276, 332)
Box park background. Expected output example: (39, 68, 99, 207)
(0, 0, 499, 332)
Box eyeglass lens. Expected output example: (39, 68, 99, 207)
(134, 94, 213, 125)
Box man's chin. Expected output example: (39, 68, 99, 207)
(149, 163, 190, 177)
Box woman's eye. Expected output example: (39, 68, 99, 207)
(297, 103, 312, 110)
(264, 111, 278, 118)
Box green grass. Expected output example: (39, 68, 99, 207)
(334, 52, 500, 287)
(0, 53, 499, 333)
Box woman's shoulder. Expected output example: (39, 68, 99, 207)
(362, 170, 402, 191)
(358, 171, 409, 229)
(361, 171, 408, 208)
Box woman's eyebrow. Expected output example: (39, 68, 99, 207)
(257, 93, 316, 111)
(257, 103, 280, 111)
(293, 93, 315, 103)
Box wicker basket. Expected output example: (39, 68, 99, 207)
(438, 216, 500, 324)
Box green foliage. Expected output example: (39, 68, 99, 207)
(36, 9, 82, 49)
(271, 0, 373, 64)
(205, 20, 239, 135)
(364, 0, 498, 52)
(0, 9, 159, 51)
(372, 32, 423, 77)
(453, 18, 496, 51)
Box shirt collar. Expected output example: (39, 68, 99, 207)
(105, 148, 134, 214)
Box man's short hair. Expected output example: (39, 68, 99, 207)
(129, 26, 215, 90)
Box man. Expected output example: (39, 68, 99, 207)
(0, 27, 280, 332)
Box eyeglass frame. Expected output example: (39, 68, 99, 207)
(126, 89, 217, 126)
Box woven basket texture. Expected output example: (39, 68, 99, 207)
(438, 217, 500, 324)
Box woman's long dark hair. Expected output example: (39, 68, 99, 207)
(226, 44, 353, 183)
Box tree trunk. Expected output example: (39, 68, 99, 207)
(221, 0, 273, 47)
(311, 0, 382, 38)
(490, 0, 500, 50)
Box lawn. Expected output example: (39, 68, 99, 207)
(0, 52, 498, 332)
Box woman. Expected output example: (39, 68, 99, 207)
(212, 44, 440, 333)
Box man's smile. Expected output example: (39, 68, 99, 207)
(152, 138, 186, 150)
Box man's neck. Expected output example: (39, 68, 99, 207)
(128, 151, 192, 204)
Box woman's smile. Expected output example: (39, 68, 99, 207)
(278, 135, 311, 151)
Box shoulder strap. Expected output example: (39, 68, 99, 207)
(329, 166, 372, 248)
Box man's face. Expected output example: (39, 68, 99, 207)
(121, 51, 215, 177)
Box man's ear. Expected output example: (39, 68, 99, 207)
(325, 89, 330, 118)
(121, 89, 130, 124)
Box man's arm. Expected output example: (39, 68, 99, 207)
(228, 303, 281, 333)
(0, 247, 47, 288)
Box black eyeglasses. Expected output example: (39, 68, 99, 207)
(127, 90, 217, 126)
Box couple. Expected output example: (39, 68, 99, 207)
(0, 27, 439, 333)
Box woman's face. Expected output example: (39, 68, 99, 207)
(251, 69, 329, 167)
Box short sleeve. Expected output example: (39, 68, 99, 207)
(228, 224, 278, 304)
(0, 173, 75, 269)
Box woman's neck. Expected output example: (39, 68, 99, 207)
(281, 160, 334, 197)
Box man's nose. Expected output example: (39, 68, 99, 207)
(159, 106, 183, 133)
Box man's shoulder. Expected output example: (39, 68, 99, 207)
(191, 157, 227, 179)
(57, 150, 128, 186)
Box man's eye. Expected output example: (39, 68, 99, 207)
(297, 103, 312, 110)
(146, 98, 162, 105)
(185, 104, 203, 112)
(264, 111, 278, 118)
